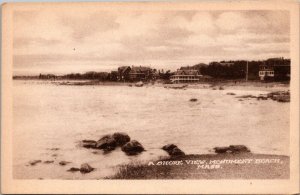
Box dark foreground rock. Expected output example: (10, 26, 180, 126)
(267, 91, 290, 102)
(189, 98, 198, 102)
(81, 132, 131, 152)
(121, 140, 145, 155)
(81, 133, 143, 155)
(96, 135, 117, 151)
(67, 163, 94, 174)
(162, 144, 185, 157)
(213, 147, 230, 154)
(214, 145, 250, 154)
(80, 163, 94, 173)
(112, 132, 130, 146)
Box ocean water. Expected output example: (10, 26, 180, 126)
(13, 80, 290, 179)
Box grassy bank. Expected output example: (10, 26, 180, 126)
(108, 153, 289, 179)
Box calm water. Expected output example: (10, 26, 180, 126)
(13, 80, 290, 179)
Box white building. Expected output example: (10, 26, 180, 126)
(170, 69, 202, 83)
(259, 65, 274, 80)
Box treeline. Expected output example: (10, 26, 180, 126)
(193, 59, 290, 80)
(200, 61, 260, 80)
(34, 71, 173, 81)
(59, 72, 112, 81)
(13, 58, 290, 82)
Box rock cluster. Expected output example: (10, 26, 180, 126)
(267, 91, 290, 102)
(214, 145, 250, 154)
(67, 163, 94, 174)
(81, 132, 144, 155)
(236, 91, 290, 103)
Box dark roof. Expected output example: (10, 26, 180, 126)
(118, 66, 131, 74)
(130, 66, 151, 73)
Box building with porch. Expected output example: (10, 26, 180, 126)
(170, 69, 202, 83)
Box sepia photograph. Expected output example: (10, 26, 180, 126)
(1, 1, 299, 194)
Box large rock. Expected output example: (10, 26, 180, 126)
(121, 140, 144, 155)
(162, 144, 177, 151)
(170, 147, 185, 156)
(214, 145, 250, 154)
(96, 135, 117, 151)
(80, 163, 94, 173)
(214, 147, 231, 154)
(162, 144, 185, 157)
(112, 132, 130, 146)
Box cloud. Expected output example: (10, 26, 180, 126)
(13, 9, 290, 75)
(60, 12, 120, 41)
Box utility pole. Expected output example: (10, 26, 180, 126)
(246, 61, 249, 82)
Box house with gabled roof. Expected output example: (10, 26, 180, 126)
(128, 66, 153, 81)
(117, 66, 131, 81)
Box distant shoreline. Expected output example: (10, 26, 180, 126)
(13, 79, 290, 91)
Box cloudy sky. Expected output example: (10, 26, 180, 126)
(13, 8, 290, 75)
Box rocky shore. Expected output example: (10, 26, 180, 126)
(25, 131, 290, 179)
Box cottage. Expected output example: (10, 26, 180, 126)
(259, 65, 275, 80)
(117, 66, 131, 81)
(128, 66, 153, 81)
